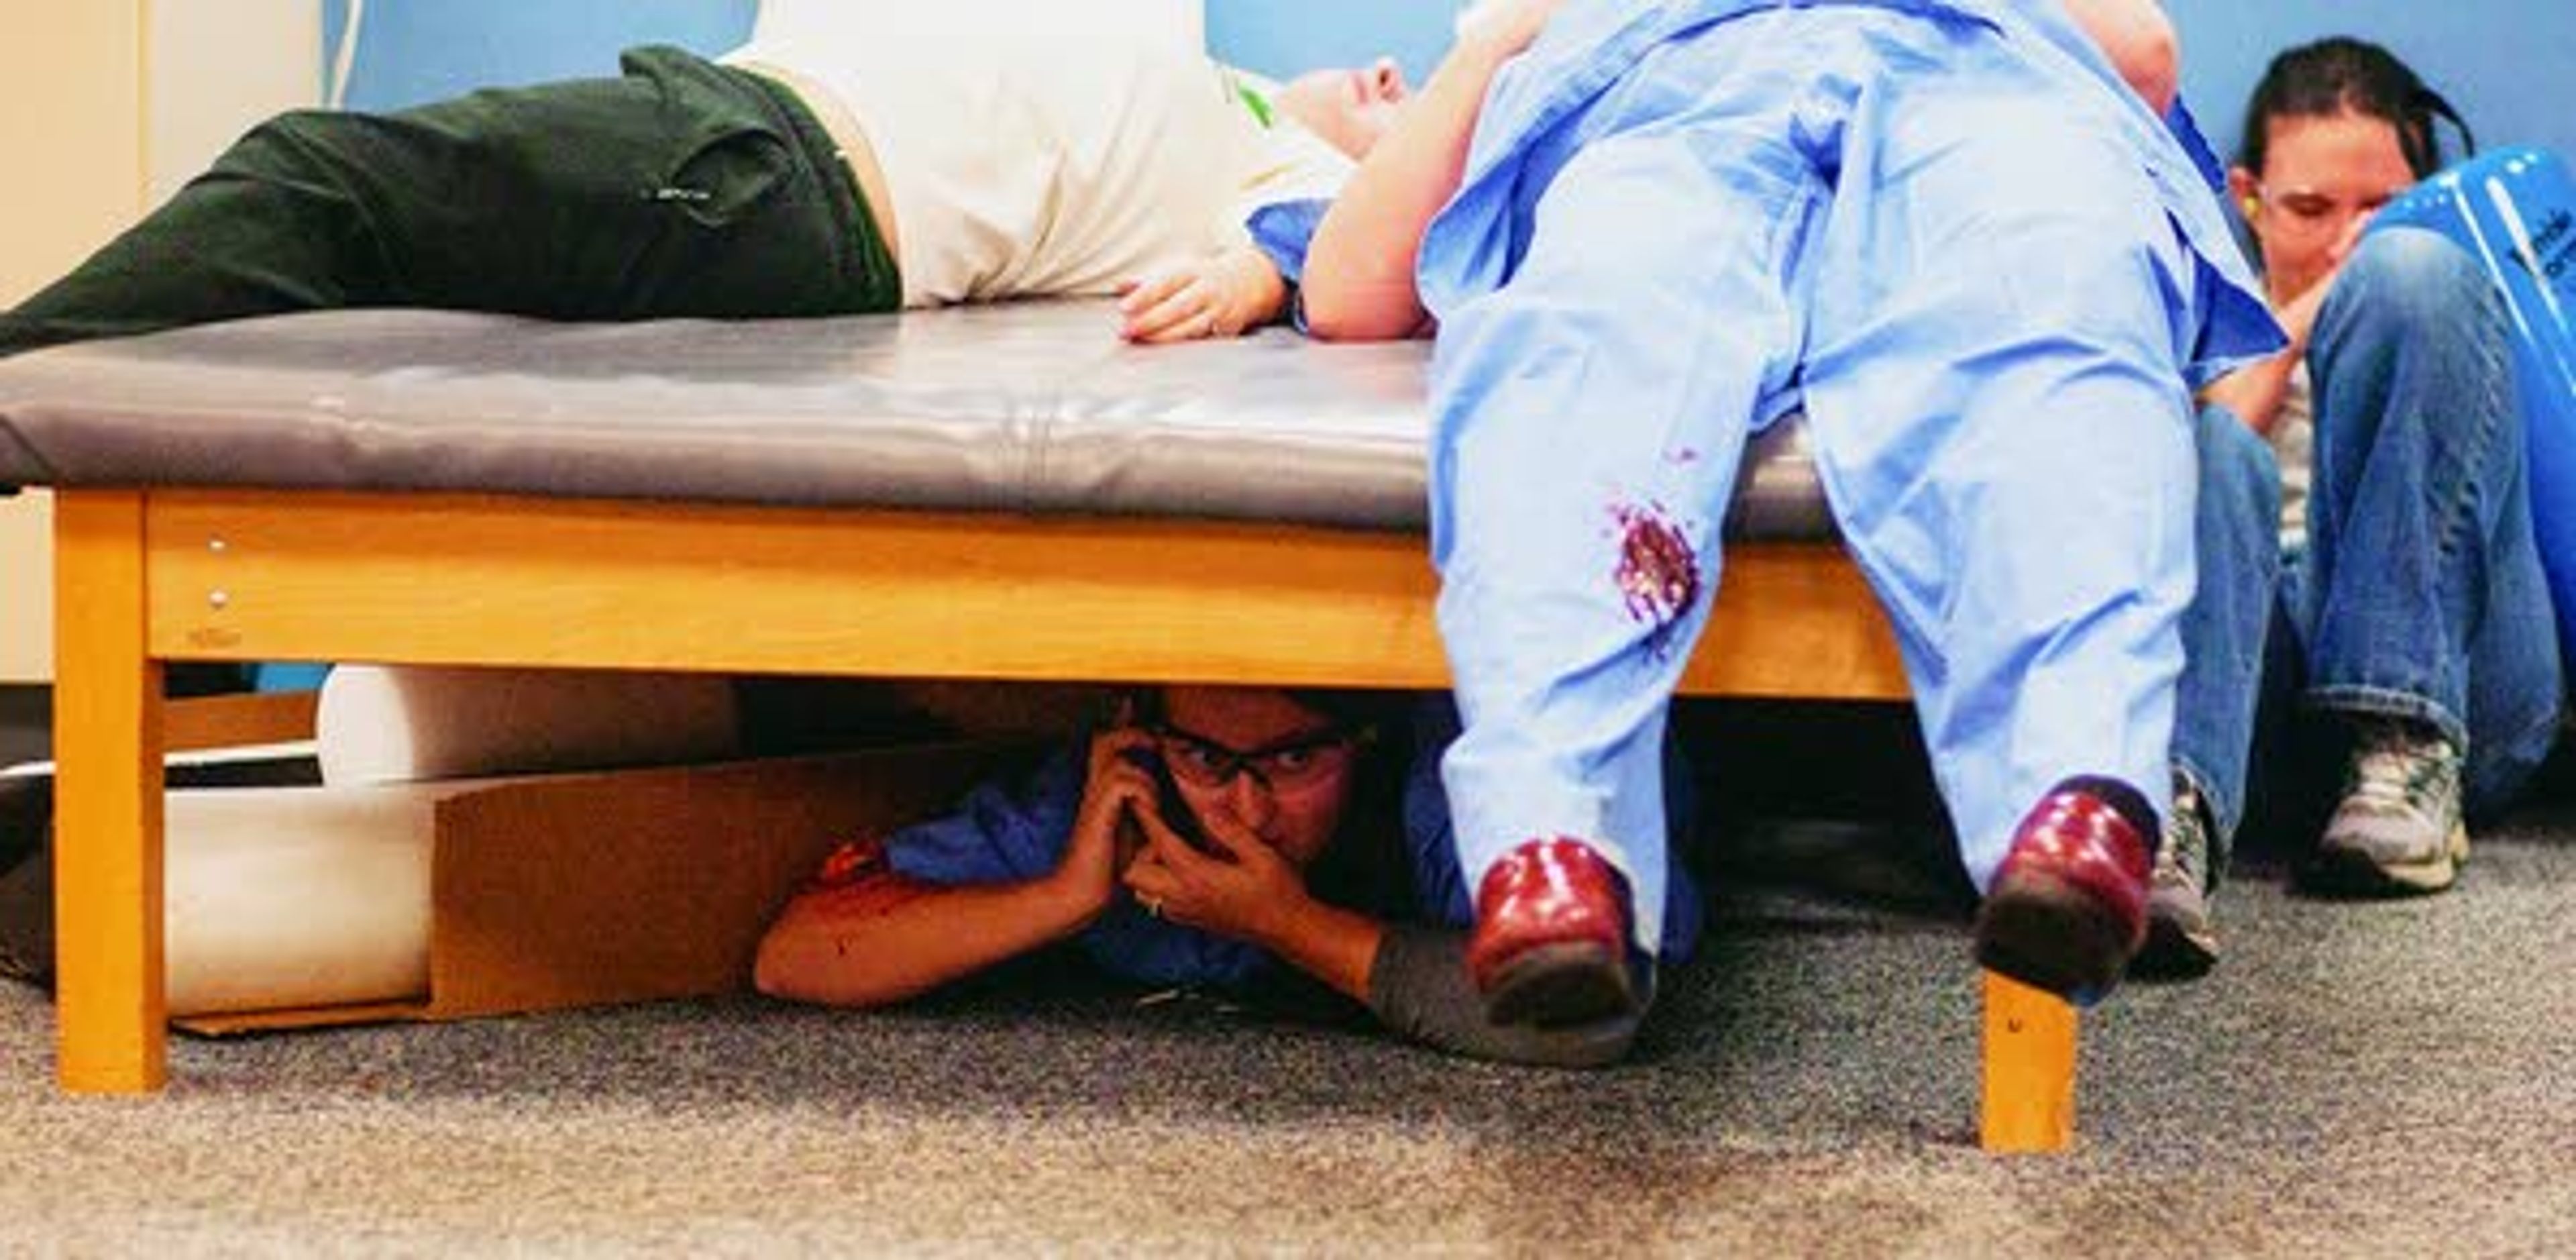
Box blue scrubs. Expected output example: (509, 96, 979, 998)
(881, 704, 1703, 988)
(1416, 0, 2284, 947)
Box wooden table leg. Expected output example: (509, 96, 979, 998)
(1980, 969, 2077, 1153)
(52, 490, 168, 1093)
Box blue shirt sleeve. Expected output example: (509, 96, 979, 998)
(2161, 95, 2231, 195)
(881, 745, 1086, 886)
(1246, 197, 1330, 286)
(1246, 197, 1334, 336)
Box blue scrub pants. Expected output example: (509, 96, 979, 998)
(1430, 10, 2208, 949)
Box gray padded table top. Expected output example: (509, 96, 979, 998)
(0, 300, 1829, 537)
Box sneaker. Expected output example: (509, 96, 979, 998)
(2135, 773, 2218, 979)
(2303, 718, 2468, 896)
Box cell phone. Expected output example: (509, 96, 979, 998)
(1116, 745, 1213, 856)
(1149, 752, 1214, 854)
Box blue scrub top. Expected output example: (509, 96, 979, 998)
(1419, 0, 2279, 384)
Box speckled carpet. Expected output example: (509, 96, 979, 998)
(3, 831, 2570, 1255)
(0, 697, 2571, 1255)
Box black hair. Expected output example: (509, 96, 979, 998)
(2237, 36, 2473, 180)
(1118, 685, 1397, 741)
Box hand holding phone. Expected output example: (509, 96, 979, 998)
(1065, 717, 1162, 915)
(1144, 747, 1216, 854)
(1121, 791, 1301, 944)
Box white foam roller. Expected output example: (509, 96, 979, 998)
(317, 666, 741, 786)
(163, 782, 483, 1016)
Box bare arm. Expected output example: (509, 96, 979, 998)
(2198, 319, 2304, 437)
(1299, 1, 1560, 342)
(753, 859, 1104, 1006)
(1259, 899, 1383, 1000)
(2059, 0, 2180, 111)
(753, 729, 1157, 1006)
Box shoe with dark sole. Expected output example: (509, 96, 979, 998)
(2134, 772, 2218, 980)
(2300, 718, 2467, 898)
(1972, 778, 2155, 1006)
(2300, 823, 2467, 897)
(1977, 871, 2145, 1002)
(1479, 939, 1637, 1028)
(2137, 914, 2218, 980)
(1467, 837, 1639, 1027)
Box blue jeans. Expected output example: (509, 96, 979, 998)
(2172, 401, 2280, 854)
(2178, 227, 2564, 865)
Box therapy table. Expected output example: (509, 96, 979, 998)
(0, 300, 2079, 1150)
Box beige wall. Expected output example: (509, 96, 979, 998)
(0, 494, 50, 681)
(149, 1, 323, 204)
(0, 1, 318, 682)
(0, 3, 145, 305)
(0, 1, 140, 682)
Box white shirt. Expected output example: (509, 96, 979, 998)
(727, 3, 1352, 307)
(2272, 360, 2315, 554)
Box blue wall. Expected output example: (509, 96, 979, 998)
(327, 1, 2574, 168)
(321, 0, 756, 109)
(319, 1, 1458, 109)
(2167, 0, 2576, 170)
(1205, 1, 1458, 84)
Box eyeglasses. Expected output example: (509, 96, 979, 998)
(1150, 722, 1366, 792)
(2249, 182, 2400, 238)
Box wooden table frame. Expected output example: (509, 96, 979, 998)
(48, 485, 2078, 1150)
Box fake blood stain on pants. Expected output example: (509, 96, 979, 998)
(1610, 500, 1700, 660)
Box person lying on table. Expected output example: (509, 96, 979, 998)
(1275, 0, 2281, 1025)
(0, 1, 1409, 358)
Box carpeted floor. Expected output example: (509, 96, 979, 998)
(3, 814, 2571, 1255)
(3, 694, 2571, 1254)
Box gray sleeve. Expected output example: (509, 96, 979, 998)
(1364, 923, 1641, 1069)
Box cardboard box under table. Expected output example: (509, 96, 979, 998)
(172, 745, 1000, 1035)
(0, 299, 2077, 1151)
